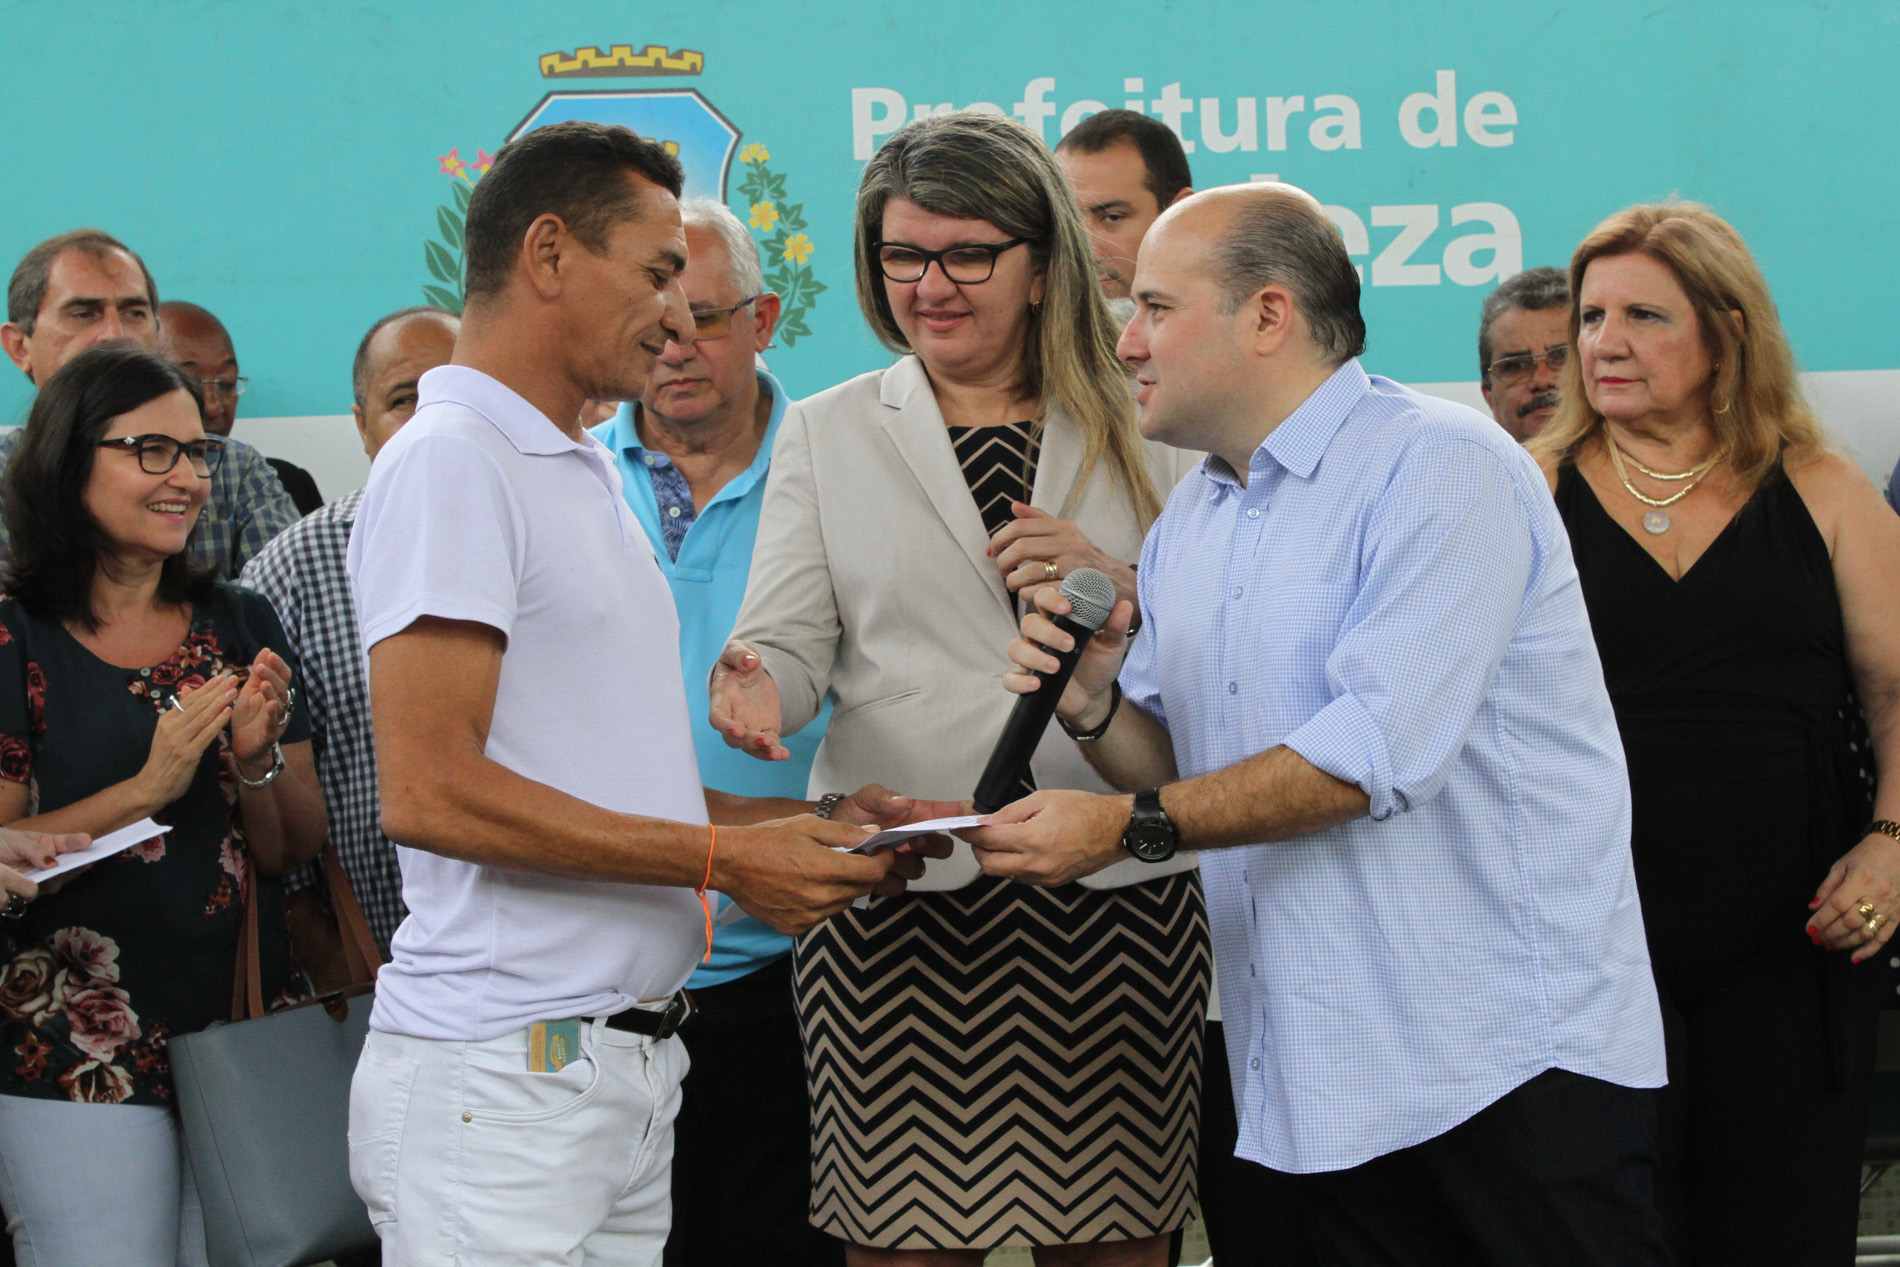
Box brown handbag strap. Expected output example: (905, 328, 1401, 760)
(230, 856, 265, 1022)
(322, 843, 386, 984)
(228, 844, 385, 1023)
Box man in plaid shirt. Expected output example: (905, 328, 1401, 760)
(241, 305, 460, 956)
(0, 228, 298, 576)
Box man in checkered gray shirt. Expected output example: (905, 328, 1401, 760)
(0, 228, 299, 577)
(241, 305, 460, 956)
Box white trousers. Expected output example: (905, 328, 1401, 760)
(0, 1096, 208, 1267)
(349, 1017, 687, 1266)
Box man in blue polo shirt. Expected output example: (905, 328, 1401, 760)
(593, 198, 838, 1267)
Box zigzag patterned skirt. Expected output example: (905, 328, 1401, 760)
(793, 870, 1210, 1250)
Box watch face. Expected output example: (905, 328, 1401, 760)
(1125, 823, 1176, 862)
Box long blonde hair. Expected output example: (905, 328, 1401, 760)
(853, 110, 1162, 526)
(1529, 200, 1826, 490)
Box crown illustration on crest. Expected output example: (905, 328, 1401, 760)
(539, 45, 705, 78)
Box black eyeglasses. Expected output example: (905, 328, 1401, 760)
(685, 295, 760, 341)
(873, 238, 1031, 285)
(1487, 345, 1568, 386)
(97, 433, 226, 476)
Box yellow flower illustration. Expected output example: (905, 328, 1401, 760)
(782, 233, 814, 265)
(740, 144, 770, 163)
(748, 201, 780, 231)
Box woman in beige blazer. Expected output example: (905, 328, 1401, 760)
(712, 112, 1208, 1267)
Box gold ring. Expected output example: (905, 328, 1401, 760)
(1860, 902, 1878, 921)
(1872, 912, 1889, 934)
(1043, 561, 1059, 580)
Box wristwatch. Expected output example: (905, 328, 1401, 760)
(237, 741, 284, 789)
(813, 792, 848, 820)
(1122, 788, 1179, 864)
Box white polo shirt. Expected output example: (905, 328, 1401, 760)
(348, 365, 707, 1041)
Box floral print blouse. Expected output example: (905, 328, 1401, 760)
(0, 584, 310, 1106)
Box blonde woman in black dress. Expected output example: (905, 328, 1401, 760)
(711, 112, 1206, 1266)
(1533, 202, 1900, 1265)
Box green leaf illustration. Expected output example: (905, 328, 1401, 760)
(453, 180, 472, 213)
(421, 284, 462, 313)
(761, 173, 787, 201)
(436, 206, 464, 250)
(738, 171, 767, 203)
(778, 202, 807, 233)
(778, 311, 812, 346)
(424, 240, 458, 284)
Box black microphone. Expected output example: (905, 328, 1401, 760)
(972, 567, 1119, 813)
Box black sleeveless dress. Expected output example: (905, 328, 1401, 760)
(1555, 462, 1882, 1267)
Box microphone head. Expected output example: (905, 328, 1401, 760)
(1058, 567, 1118, 631)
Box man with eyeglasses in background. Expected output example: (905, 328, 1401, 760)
(590, 197, 841, 1267)
(1477, 266, 1571, 442)
(0, 229, 299, 576)
(159, 300, 324, 516)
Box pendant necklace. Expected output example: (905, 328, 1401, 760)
(1605, 440, 1717, 535)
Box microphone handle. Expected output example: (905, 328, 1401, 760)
(971, 613, 1098, 813)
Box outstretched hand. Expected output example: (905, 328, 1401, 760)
(709, 641, 789, 762)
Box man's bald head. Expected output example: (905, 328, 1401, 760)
(158, 300, 230, 348)
(157, 300, 241, 435)
(1148, 183, 1365, 365)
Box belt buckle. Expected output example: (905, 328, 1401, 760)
(651, 991, 695, 1040)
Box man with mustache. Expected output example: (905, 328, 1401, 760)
(1057, 109, 1193, 322)
(1478, 266, 1570, 442)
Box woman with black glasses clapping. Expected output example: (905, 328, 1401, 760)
(0, 345, 325, 1267)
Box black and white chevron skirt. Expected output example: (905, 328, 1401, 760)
(793, 869, 1211, 1250)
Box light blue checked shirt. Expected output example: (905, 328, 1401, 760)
(1122, 359, 1665, 1174)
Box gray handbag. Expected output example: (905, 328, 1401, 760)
(171, 847, 385, 1267)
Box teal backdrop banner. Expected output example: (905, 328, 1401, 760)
(3, 0, 1895, 428)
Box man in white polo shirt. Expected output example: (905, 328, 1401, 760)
(346, 121, 944, 1266)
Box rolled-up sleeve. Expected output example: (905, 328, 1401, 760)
(1283, 438, 1534, 819)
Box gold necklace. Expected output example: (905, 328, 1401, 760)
(1606, 441, 1715, 535)
(1617, 445, 1718, 482)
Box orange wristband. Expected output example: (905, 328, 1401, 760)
(696, 824, 717, 963)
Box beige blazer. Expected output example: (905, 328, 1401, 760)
(729, 356, 1200, 891)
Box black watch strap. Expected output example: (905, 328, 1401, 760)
(1122, 786, 1179, 864)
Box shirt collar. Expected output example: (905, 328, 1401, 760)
(605, 368, 786, 497)
(1197, 358, 1372, 496)
(417, 365, 592, 458)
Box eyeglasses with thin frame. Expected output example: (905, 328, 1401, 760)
(190, 374, 248, 400)
(873, 238, 1032, 285)
(684, 295, 760, 342)
(97, 433, 227, 477)
(1486, 345, 1568, 387)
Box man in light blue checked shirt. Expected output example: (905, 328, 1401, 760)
(968, 185, 1671, 1266)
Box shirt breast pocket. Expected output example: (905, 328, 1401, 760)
(1247, 578, 1356, 692)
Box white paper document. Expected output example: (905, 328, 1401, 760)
(845, 814, 986, 855)
(21, 819, 171, 882)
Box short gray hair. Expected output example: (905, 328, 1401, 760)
(1209, 188, 1366, 365)
(1477, 266, 1567, 383)
(679, 198, 764, 297)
